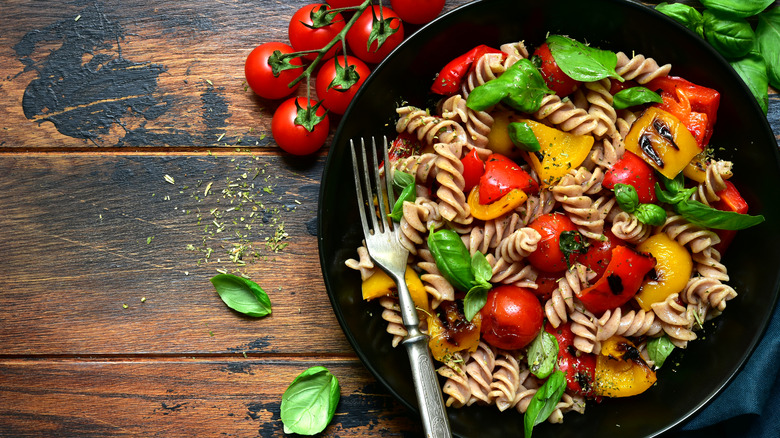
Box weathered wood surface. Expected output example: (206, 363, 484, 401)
(0, 0, 778, 437)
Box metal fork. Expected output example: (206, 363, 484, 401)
(350, 137, 452, 438)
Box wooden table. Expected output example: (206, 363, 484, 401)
(0, 1, 777, 437)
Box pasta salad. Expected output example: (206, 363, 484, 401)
(345, 34, 764, 433)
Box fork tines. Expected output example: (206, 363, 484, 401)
(350, 136, 395, 236)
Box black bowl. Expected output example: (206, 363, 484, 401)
(318, 0, 780, 437)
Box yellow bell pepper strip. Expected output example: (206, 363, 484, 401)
(594, 335, 657, 397)
(427, 301, 482, 362)
(467, 186, 527, 221)
(624, 107, 700, 180)
(683, 151, 709, 183)
(486, 111, 526, 160)
(361, 266, 430, 312)
(635, 233, 693, 311)
(519, 119, 594, 186)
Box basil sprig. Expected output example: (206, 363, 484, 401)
(527, 329, 559, 379)
(467, 58, 553, 113)
(546, 35, 623, 83)
(703, 9, 756, 58)
(700, 0, 774, 18)
(280, 366, 340, 435)
(613, 86, 663, 109)
(508, 121, 541, 152)
(389, 171, 416, 222)
(559, 230, 588, 269)
(647, 335, 676, 368)
(655, 173, 765, 230)
(524, 370, 567, 438)
(428, 227, 492, 321)
(613, 183, 667, 226)
(210, 274, 272, 317)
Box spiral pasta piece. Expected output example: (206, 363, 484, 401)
(520, 189, 557, 226)
(659, 214, 720, 254)
(693, 160, 733, 205)
(396, 106, 466, 145)
(464, 341, 497, 405)
(584, 78, 617, 138)
(439, 94, 494, 159)
(417, 248, 455, 309)
(344, 244, 375, 280)
(650, 293, 697, 348)
(494, 227, 542, 263)
(399, 195, 443, 255)
(393, 153, 439, 184)
(571, 308, 600, 354)
(461, 52, 508, 97)
(610, 211, 652, 244)
(682, 275, 737, 314)
(544, 263, 593, 328)
(534, 94, 600, 136)
(438, 355, 471, 408)
(378, 296, 407, 348)
(552, 167, 610, 239)
(489, 255, 539, 288)
(615, 51, 672, 84)
(500, 40, 529, 67)
(489, 350, 522, 411)
(596, 307, 663, 341)
(462, 212, 524, 256)
(433, 139, 471, 225)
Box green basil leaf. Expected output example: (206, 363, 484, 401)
(663, 172, 686, 194)
(389, 183, 416, 222)
(674, 199, 765, 230)
(508, 121, 542, 152)
(466, 59, 553, 113)
(730, 48, 769, 115)
(393, 170, 415, 191)
(546, 35, 622, 82)
(210, 274, 272, 317)
(656, 2, 705, 36)
(647, 335, 676, 368)
(281, 366, 340, 435)
(559, 230, 588, 269)
(614, 183, 640, 213)
(464, 286, 489, 322)
(524, 370, 566, 438)
(700, 0, 774, 18)
(703, 10, 756, 59)
(757, 7, 780, 89)
(471, 251, 494, 286)
(428, 227, 476, 291)
(528, 330, 559, 379)
(635, 203, 667, 226)
(612, 86, 663, 109)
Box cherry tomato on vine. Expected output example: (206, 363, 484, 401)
(289, 4, 346, 61)
(347, 5, 404, 64)
(244, 42, 303, 100)
(390, 0, 445, 24)
(326, 0, 364, 7)
(271, 97, 330, 155)
(315, 55, 370, 115)
(533, 42, 580, 97)
(527, 213, 578, 273)
(479, 285, 543, 350)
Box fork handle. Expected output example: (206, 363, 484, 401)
(397, 281, 452, 438)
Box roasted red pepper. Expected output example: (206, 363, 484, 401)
(713, 180, 749, 254)
(646, 76, 720, 148)
(478, 153, 538, 204)
(430, 44, 504, 95)
(576, 245, 656, 315)
(545, 322, 597, 398)
(602, 150, 659, 203)
(460, 148, 484, 193)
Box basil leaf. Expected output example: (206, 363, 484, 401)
(730, 49, 769, 115)
(656, 2, 705, 36)
(757, 7, 780, 89)
(647, 336, 676, 368)
(428, 228, 476, 292)
(393, 170, 415, 191)
(635, 203, 667, 226)
(528, 330, 559, 379)
(612, 86, 663, 109)
(464, 286, 489, 322)
(210, 274, 272, 317)
(467, 58, 553, 113)
(700, 0, 774, 18)
(614, 183, 640, 213)
(674, 199, 765, 230)
(703, 10, 755, 59)
(546, 35, 622, 82)
(559, 230, 588, 269)
(471, 251, 493, 287)
(524, 370, 566, 438)
(281, 366, 340, 435)
(389, 182, 415, 222)
(508, 121, 541, 152)
(663, 172, 686, 194)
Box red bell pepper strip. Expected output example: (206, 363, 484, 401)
(478, 153, 538, 204)
(430, 45, 504, 95)
(545, 322, 597, 398)
(646, 76, 720, 148)
(602, 150, 659, 203)
(576, 245, 656, 315)
(713, 180, 749, 254)
(460, 148, 484, 193)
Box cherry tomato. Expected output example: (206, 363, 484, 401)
(527, 213, 578, 273)
(479, 285, 543, 350)
(315, 55, 371, 115)
(326, 0, 363, 6)
(347, 5, 405, 64)
(390, 0, 445, 24)
(545, 323, 597, 397)
(289, 4, 346, 61)
(576, 230, 623, 281)
(532, 270, 562, 302)
(533, 42, 580, 97)
(478, 153, 538, 204)
(244, 42, 303, 100)
(602, 150, 659, 203)
(271, 97, 330, 155)
(461, 148, 485, 193)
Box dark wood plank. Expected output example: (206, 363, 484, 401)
(0, 358, 419, 437)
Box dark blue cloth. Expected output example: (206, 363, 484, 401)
(670, 300, 780, 438)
